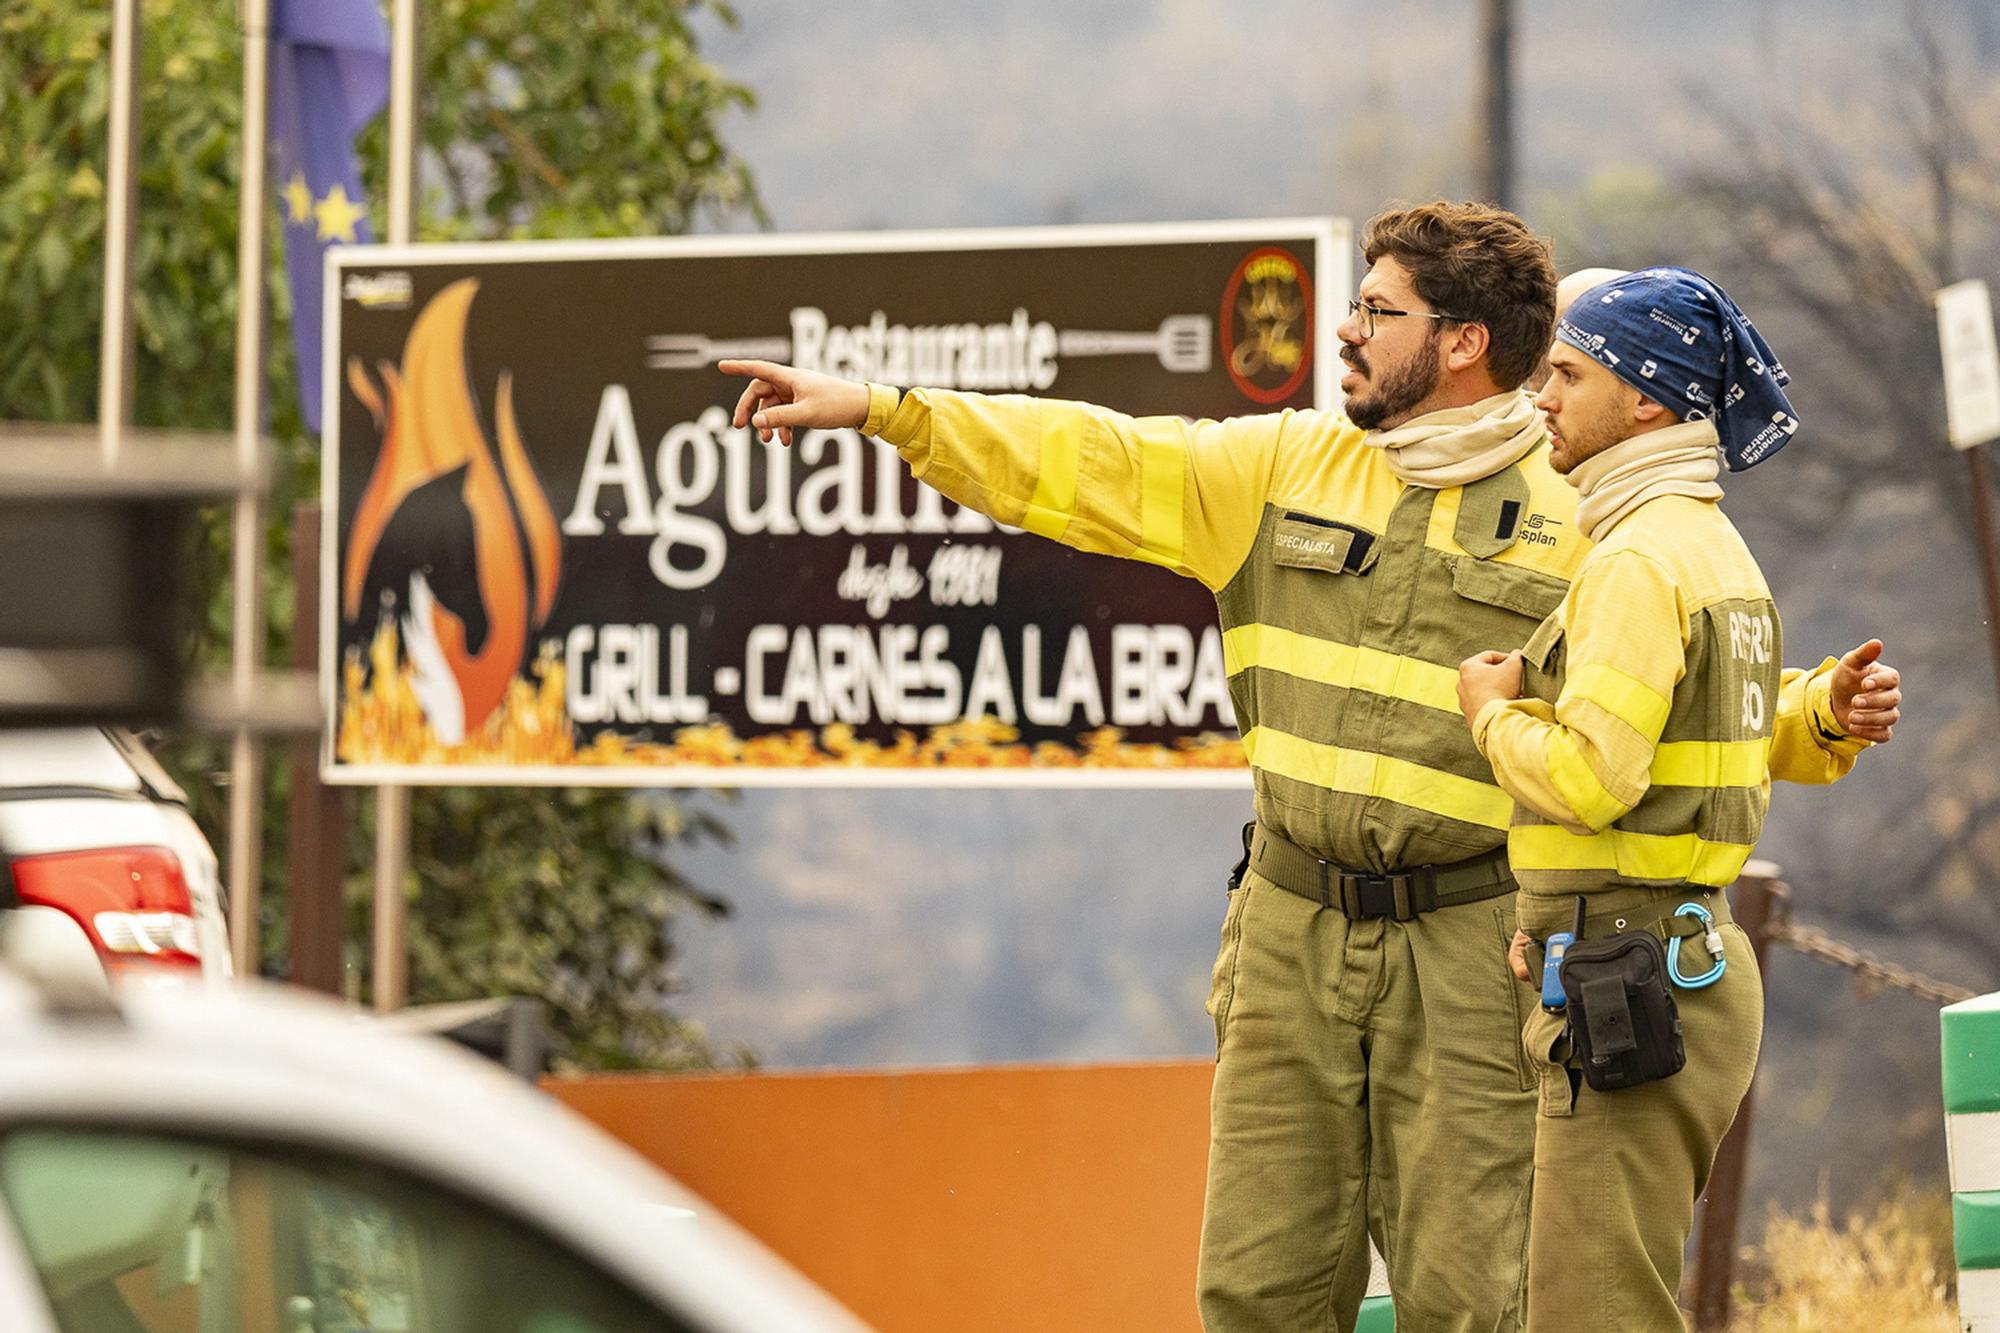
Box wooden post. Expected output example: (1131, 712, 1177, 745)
(1921, 25, 2000, 726)
(286, 503, 348, 994)
(1966, 447, 2000, 723)
(1690, 862, 1789, 1330)
(1478, 0, 1515, 209)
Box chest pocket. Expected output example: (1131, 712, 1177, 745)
(1448, 556, 1567, 620)
(1519, 612, 1566, 702)
(1270, 511, 1381, 575)
(1445, 555, 1569, 675)
(1453, 465, 1531, 559)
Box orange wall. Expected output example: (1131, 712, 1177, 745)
(548, 1060, 1214, 1333)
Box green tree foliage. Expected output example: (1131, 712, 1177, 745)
(1, 0, 762, 1068)
(403, 788, 743, 1070)
(417, 0, 762, 239)
(1, 7, 240, 428)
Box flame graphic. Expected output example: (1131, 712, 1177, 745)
(341, 278, 562, 737)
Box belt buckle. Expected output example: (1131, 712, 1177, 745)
(1340, 868, 1439, 921)
(1340, 871, 1397, 919)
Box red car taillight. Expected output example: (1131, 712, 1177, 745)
(9, 846, 202, 973)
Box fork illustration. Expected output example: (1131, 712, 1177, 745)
(1055, 314, 1212, 373)
(644, 333, 793, 370)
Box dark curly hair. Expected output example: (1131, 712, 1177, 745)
(1360, 201, 1558, 390)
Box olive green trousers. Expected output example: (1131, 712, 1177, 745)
(1198, 874, 1540, 1332)
(1520, 923, 1763, 1331)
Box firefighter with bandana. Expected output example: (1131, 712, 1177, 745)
(1459, 267, 1893, 1329)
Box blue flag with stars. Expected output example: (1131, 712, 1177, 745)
(270, 0, 391, 432)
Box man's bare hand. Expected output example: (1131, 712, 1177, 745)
(1509, 928, 1533, 983)
(719, 359, 872, 447)
(1830, 639, 1901, 744)
(1457, 650, 1524, 729)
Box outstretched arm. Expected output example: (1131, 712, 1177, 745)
(720, 359, 1291, 590)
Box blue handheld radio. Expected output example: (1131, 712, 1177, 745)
(1539, 896, 1590, 1011)
(1539, 933, 1572, 1009)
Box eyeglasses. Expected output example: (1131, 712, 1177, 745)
(1346, 298, 1472, 340)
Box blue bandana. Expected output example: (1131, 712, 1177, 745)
(1556, 266, 1799, 471)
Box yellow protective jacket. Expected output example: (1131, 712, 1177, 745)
(1474, 493, 1866, 935)
(863, 385, 1858, 875)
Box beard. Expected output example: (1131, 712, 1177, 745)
(1344, 333, 1443, 430)
(1549, 396, 1634, 474)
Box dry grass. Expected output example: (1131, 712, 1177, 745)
(1723, 1187, 1957, 1331)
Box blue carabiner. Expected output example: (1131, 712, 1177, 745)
(1667, 901, 1726, 989)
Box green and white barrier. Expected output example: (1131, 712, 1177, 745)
(1944, 992, 2000, 1328)
(1355, 1241, 1395, 1332)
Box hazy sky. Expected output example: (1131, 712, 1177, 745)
(693, 0, 1989, 236)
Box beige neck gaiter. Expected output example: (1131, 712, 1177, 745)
(1569, 418, 1724, 542)
(1363, 390, 1545, 489)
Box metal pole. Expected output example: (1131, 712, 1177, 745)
(372, 784, 409, 1010)
(1691, 866, 1788, 1331)
(98, 0, 141, 467)
(227, 0, 272, 978)
(373, 0, 420, 1013)
(1478, 0, 1515, 210)
(387, 0, 419, 242)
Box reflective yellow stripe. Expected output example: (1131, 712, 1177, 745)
(1346, 644, 1457, 712)
(1508, 824, 1754, 886)
(1222, 625, 1461, 714)
(1133, 433, 1186, 569)
(1649, 738, 1772, 788)
(1243, 726, 1513, 830)
(1567, 662, 1672, 739)
(1021, 404, 1083, 541)
(1546, 729, 1632, 830)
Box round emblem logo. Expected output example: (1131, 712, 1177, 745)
(1221, 246, 1313, 404)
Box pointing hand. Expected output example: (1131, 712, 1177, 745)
(1830, 639, 1900, 744)
(719, 359, 872, 447)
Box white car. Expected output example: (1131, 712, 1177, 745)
(0, 728, 229, 984)
(0, 922, 869, 1332)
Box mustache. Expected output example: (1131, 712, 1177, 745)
(1339, 345, 1368, 374)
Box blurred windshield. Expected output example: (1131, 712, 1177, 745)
(0, 1126, 693, 1333)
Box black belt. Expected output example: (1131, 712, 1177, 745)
(1558, 891, 1732, 942)
(1520, 890, 1733, 976)
(1232, 822, 1514, 921)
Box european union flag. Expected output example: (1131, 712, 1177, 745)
(270, 0, 391, 433)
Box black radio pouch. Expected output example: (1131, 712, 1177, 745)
(1558, 928, 1685, 1092)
